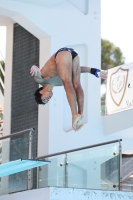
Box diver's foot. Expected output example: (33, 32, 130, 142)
(72, 114, 84, 131)
(77, 115, 84, 130)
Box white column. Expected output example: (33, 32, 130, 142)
(38, 36, 51, 157)
(1, 23, 14, 195)
(3, 24, 13, 136)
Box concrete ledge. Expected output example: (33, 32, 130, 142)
(0, 187, 133, 200)
(50, 187, 133, 200)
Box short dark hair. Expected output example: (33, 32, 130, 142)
(34, 87, 45, 105)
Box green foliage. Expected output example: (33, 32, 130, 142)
(0, 60, 5, 86)
(101, 39, 125, 71)
(101, 93, 105, 102)
(101, 40, 125, 114)
(0, 60, 5, 70)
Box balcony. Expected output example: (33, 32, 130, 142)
(0, 128, 132, 200)
(0, 129, 123, 194)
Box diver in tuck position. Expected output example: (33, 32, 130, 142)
(30, 47, 107, 131)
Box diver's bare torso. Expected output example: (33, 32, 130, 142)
(36, 54, 63, 86)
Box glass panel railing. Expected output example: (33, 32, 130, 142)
(38, 142, 121, 191)
(0, 129, 37, 196)
(0, 136, 122, 195)
(38, 155, 66, 188)
(122, 154, 133, 192)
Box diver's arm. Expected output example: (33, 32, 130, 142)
(30, 65, 45, 84)
(80, 66, 107, 79)
(33, 73, 45, 84)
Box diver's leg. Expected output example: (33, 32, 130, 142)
(72, 56, 84, 130)
(55, 51, 82, 130)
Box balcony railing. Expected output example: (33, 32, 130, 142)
(0, 129, 123, 195)
(37, 139, 122, 191)
(0, 128, 37, 195)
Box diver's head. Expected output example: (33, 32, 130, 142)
(34, 87, 53, 105)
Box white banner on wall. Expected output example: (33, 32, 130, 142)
(106, 62, 133, 115)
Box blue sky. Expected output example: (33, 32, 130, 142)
(0, 0, 133, 63)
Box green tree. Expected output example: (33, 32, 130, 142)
(0, 60, 5, 70)
(101, 39, 125, 114)
(101, 39, 125, 71)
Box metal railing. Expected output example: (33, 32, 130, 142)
(36, 139, 122, 160)
(0, 128, 37, 195)
(0, 128, 35, 140)
(0, 129, 122, 194)
(37, 139, 122, 191)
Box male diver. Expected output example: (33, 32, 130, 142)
(30, 47, 107, 131)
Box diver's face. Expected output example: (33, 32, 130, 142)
(39, 90, 53, 104)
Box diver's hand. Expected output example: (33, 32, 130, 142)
(91, 68, 108, 79)
(100, 70, 108, 79)
(30, 65, 41, 76)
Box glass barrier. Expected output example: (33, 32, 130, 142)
(38, 143, 120, 191)
(0, 130, 37, 195)
(122, 154, 133, 192)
